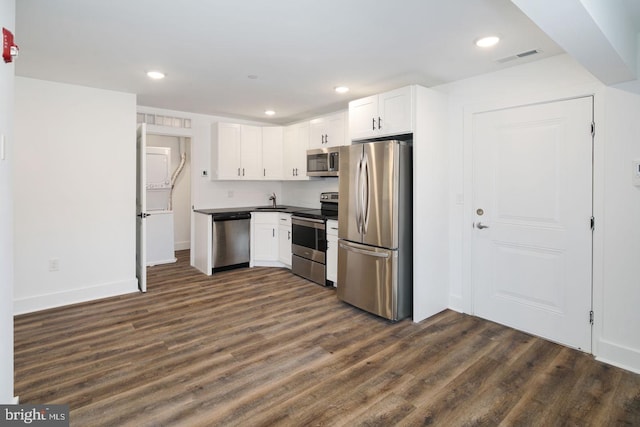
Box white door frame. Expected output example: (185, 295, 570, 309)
(135, 122, 195, 269)
(459, 87, 605, 350)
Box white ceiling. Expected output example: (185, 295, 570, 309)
(13, 0, 576, 123)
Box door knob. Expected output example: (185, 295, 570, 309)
(475, 222, 489, 229)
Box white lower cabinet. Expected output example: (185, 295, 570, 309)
(278, 213, 292, 267)
(326, 219, 339, 287)
(251, 212, 280, 267)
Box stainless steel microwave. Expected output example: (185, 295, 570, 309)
(307, 147, 339, 177)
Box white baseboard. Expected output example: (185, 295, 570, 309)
(147, 257, 177, 266)
(14, 278, 138, 315)
(595, 339, 640, 374)
(174, 241, 190, 251)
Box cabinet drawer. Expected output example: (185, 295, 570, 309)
(326, 220, 339, 236)
(252, 212, 279, 224)
(278, 213, 292, 227)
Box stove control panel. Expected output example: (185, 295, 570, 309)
(320, 192, 339, 204)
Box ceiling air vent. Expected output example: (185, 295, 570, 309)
(496, 49, 541, 63)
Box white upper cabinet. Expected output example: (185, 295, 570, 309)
(283, 122, 309, 180)
(262, 126, 283, 180)
(211, 122, 241, 179)
(211, 122, 263, 180)
(349, 86, 414, 141)
(240, 125, 263, 179)
(309, 111, 347, 149)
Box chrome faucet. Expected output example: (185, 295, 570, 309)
(268, 192, 277, 208)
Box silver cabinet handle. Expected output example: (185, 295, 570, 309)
(377, 117, 381, 129)
(372, 118, 376, 131)
(475, 222, 489, 229)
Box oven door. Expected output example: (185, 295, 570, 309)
(291, 217, 326, 263)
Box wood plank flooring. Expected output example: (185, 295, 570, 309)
(14, 250, 640, 426)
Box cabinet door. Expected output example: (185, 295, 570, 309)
(253, 223, 278, 262)
(308, 117, 326, 149)
(262, 127, 283, 180)
(240, 125, 263, 179)
(252, 213, 279, 265)
(212, 122, 241, 179)
(378, 86, 413, 137)
(349, 95, 378, 141)
(325, 111, 346, 147)
(278, 225, 292, 266)
(282, 122, 309, 180)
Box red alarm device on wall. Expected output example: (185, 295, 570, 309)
(2, 27, 19, 63)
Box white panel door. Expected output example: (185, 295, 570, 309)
(472, 97, 593, 351)
(136, 124, 147, 292)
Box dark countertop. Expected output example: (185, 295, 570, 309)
(194, 205, 315, 217)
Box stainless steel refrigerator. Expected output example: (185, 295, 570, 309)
(337, 139, 412, 321)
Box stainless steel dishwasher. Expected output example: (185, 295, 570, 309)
(211, 212, 251, 272)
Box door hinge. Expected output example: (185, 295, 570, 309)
(589, 310, 594, 325)
(590, 216, 595, 230)
(591, 121, 595, 137)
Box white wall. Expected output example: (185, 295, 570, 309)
(595, 87, 640, 372)
(0, 0, 16, 404)
(412, 86, 450, 322)
(436, 53, 640, 373)
(14, 78, 138, 314)
(437, 54, 600, 314)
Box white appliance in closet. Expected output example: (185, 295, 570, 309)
(146, 146, 176, 265)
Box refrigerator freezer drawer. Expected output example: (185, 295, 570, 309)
(337, 240, 411, 321)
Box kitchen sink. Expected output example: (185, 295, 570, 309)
(254, 206, 288, 211)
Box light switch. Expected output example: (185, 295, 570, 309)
(633, 160, 640, 186)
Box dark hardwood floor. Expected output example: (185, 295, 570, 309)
(14, 250, 640, 426)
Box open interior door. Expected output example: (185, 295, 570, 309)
(136, 123, 148, 292)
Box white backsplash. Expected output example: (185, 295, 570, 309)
(196, 180, 284, 209)
(281, 178, 339, 208)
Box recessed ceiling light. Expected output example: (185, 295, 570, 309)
(265, 110, 276, 116)
(475, 36, 500, 48)
(146, 71, 165, 80)
(335, 86, 349, 94)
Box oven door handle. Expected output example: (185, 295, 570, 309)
(292, 217, 325, 225)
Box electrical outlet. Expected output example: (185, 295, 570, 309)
(49, 258, 60, 272)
